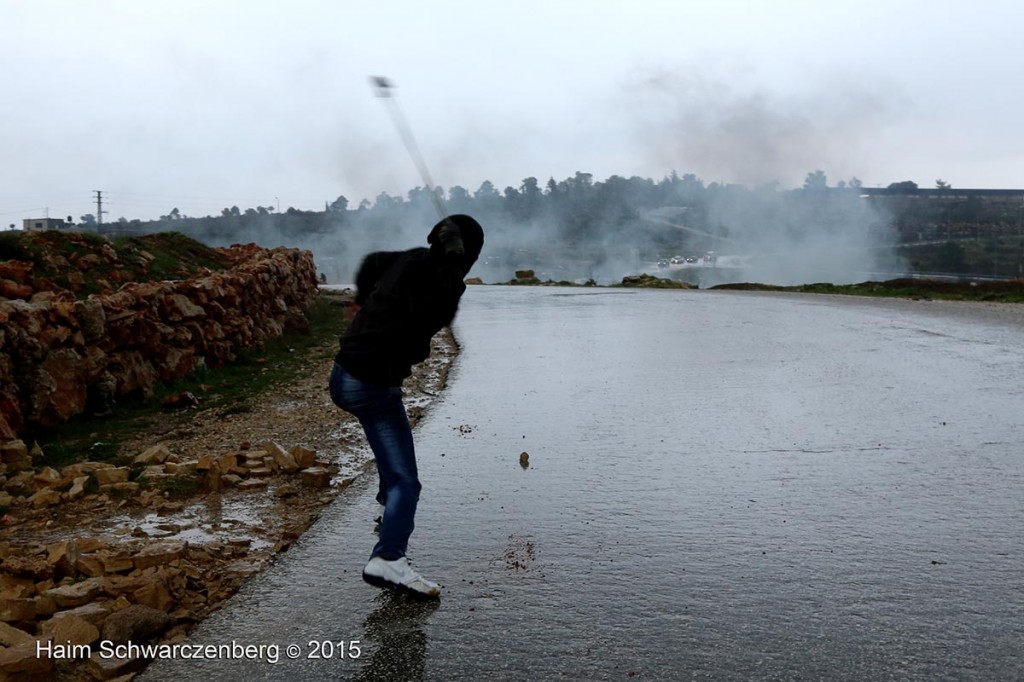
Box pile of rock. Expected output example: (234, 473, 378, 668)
(1, 539, 185, 679)
(0, 439, 336, 512)
(0, 534, 273, 680)
(510, 269, 540, 285)
(618, 273, 694, 289)
(194, 441, 331, 494)
(0, 438, 341, 681)
(0, 244, 319, 440)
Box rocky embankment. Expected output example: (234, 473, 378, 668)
(0, 237, 319, 440)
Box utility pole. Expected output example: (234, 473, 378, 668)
(93, 190, 106, 226)
(1017, 194, 1023, 277)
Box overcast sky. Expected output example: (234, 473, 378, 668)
(3, 0, 1023, 225)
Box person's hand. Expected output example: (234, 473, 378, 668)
(342, 301, 360, 323)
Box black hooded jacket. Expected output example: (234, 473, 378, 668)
(335, 215, 484, 387)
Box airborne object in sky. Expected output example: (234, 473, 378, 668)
(368, 75, 445, 219)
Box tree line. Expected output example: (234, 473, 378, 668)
(79, 169, 1022, 278)
(83, 170, 873, 246)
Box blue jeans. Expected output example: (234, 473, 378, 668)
(329, 363, 421, 561)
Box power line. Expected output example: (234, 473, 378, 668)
(0, 207, 48, 216)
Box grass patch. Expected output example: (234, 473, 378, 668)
(0, 231, 38, 261)
(0, 230, 231, 298)
(34, 439, 124, 470)
(712, 278, 1024, 303)
(115, 232, 231, 279)
(30, 290, 348, 468)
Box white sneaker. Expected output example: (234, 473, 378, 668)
(362, 557, 441, 599)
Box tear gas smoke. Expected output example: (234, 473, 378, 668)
(614, 69, 905, 286)
(175, 69, 905, 288)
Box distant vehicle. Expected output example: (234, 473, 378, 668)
(657, 259, 670, 268)
(670, 256, 684, 265)
(685, 257, 697, 264)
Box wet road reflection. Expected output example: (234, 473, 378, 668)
(352, 594, 437, 682)
(143, 287, 1024, 681)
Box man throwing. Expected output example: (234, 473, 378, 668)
(330, 214, 484, 599)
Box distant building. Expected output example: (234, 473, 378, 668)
(22, 217, 70, 231)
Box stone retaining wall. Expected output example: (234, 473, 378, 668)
(0, 244, 319, 439)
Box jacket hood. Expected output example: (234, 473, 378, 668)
(427, 214, 484, 271)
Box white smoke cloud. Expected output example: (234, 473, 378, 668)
(622, 67, 896, 188)
(613, 67, 906, 285)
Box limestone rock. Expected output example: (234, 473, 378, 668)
(0, 598, 36, 622)
(87, 651, 145, 680)
(98, 482, 139, 496)
(0, 555, 52, 580)
(0, 621, 32, 647)
(161, 293, 205, 321)
(133, 443, 172, 465)
(65, 475, 90, 501)
(39, 612, 100, 649)
(299, 467, 331, 489)
(162, 460, 192, 476)
(289, 445, 317, 469)
(132, 541, 185, 571)
(37, 348, 89, 425)
(132, 579, 175, 612)
(60, 461, 112, 479)
(31, 466, 61, 489)
(0, 638, 56, 680)
(276, 483, 299, 498)
(41, 577, 111, 608)
(74, 538, 106, 554)
(138, 465, 168, 481)
(2, 471, 33, 496)
(97, 551, 134, 575)
(60, 602, 111, 626)
(236, 479, 268, 491)
(34, 596, 56, 619)
(45, 541, 80, 578)
(258, 441, 299, 473)
(0, 441, 31, 473)
(74, 297, 106, 342)
(100, 603, 172, 645)
(74, 554, 106, 578)
(93, 467, 130, 485)
(27, 488, 62, 508)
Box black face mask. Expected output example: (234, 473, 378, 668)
(426, 214, 484, 271)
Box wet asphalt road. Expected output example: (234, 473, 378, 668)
(143, 287, 1024, 681)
